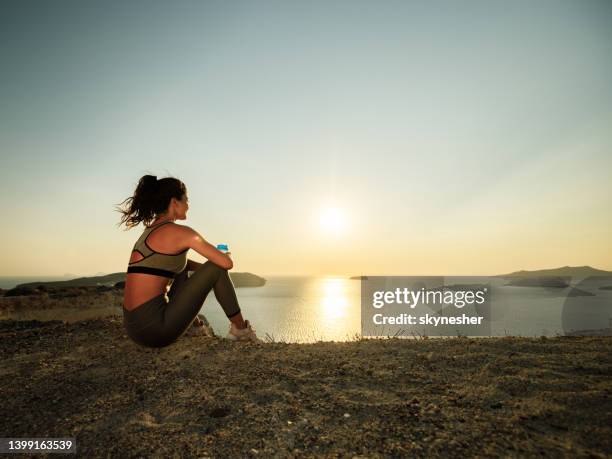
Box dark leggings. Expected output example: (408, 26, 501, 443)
(123, 261, 241, 348)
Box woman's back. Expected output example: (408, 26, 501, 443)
(123, 221, 188, 311)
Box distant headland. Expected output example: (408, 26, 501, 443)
(349, 266, 612, 281)
(2, 271, 266, 297)
(496, 265, 612, 279)
(496, 266, 612, 292)
(348, 266, 612, 293)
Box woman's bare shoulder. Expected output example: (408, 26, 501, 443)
(169, 223, 197, 237)
(170, 222, 193, 229)
(150, 222, 195, 241)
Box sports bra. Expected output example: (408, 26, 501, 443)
(127, 221, 188, 279)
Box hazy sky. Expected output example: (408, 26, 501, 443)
(1, 0, 611, 277)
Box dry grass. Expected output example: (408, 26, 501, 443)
(1, 317, 610, 458)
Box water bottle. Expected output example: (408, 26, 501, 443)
(216, 243, 231, 256)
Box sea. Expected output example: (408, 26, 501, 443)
(2, 275, 611, 342)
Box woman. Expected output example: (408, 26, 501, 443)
(116, 174, 259, 348)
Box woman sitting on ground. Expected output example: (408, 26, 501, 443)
(116, 174, 259, 348)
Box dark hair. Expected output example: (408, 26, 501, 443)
(116, 175, 187, 229)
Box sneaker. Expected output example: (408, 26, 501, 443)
(226, 320, 261, 342)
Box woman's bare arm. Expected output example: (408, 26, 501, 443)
(179, 226, 233, 270)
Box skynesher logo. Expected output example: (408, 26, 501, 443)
(372, 287, 488, 309)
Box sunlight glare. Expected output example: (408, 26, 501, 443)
(319, 207, 347, 234)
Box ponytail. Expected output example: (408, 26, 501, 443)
(116, 174, 186, 229)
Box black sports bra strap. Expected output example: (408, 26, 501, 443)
(143, 221, 186, 256)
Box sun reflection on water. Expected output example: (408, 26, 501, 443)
(319, 277, 350, 324)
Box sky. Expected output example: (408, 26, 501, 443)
(0, 0, 611, 277)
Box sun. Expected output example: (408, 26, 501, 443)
(319, 206, 347, 234)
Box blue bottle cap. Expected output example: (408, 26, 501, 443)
(216, 244, 229, 251)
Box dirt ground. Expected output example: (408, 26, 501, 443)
(1, 317, 611, 458)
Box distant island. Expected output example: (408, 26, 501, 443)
(3, 271, 266, 297)
(16, 271, 265, 288)
(496, 265, 612, 294)
(504, 277, 571, 288)
(497, 265, 612, 279)
(349, 266, 612, 283)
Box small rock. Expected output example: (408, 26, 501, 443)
(343, 413, 350, 418)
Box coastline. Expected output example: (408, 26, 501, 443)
(1, 317, 610, 457)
